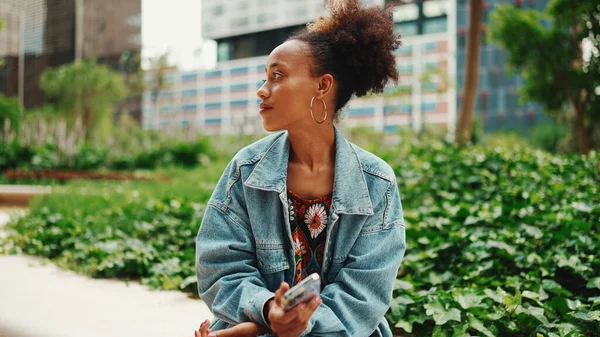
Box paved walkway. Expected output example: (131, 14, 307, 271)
(0, 210, 213, 337)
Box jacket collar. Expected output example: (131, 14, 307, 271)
(244, 126, 374, 215)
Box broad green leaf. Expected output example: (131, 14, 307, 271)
(394, 319, 413, 333)
(570, 310, 600, 321)
(484, 287, 507, 304)
(487, 240, 516, 255)
(454, 291, 486, 309)
(394, 279, 414, 290)
(566, 299, 583, 311)
(451, 324, 469, 337)
(424, 301, 462, 325)
(468, 314, 495, 337)
(586, 277, 600, 289)
(432, 326, 448, 337)
(542, 280, 573, 297)
(522, 290, 539, 301)
(395, 295, 415, 305)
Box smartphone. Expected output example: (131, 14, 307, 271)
(282, 273, 321, 311)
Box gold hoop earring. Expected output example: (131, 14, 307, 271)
(310, 96, 327, 124)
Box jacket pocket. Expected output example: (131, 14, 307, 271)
(256, 246, 289, 274)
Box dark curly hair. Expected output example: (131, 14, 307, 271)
(288, 0, 401, 118)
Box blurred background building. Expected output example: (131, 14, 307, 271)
(0, 0, 142, 120)
(141, 0, 549, 136)
(0, 0, 550, 135)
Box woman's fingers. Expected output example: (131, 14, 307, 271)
(297, 296, 322, 324)
(208, 322, 269, 337)
(273, 282, 290, 308)
(195, 319, 210, 337)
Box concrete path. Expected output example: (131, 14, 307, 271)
(0, 210, 213, 337)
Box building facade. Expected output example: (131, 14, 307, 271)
(143, 0, 456, 136)
(455, 0, 549, 132)
(0, 0, 142, 120)
(143, 0, 548, 136)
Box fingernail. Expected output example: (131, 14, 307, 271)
(314, 297, 322, 305)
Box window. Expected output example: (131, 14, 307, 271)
(182, 89, 198, 97)
(423, 17, 447, 34)
(231, 83, 249, 91)
(424, 0, 448, 17)
(397, 64, 414, 74)
(393, 4, 418, 22)
(212, 5, 224, 16)
(205, 118, 222, 125)
(218, 42, 233, 62)
(205, 86, 221, 94)
(231, 100, 248, 107)
(421, 102, 437, 112)
(424, 42, 437, 52)
(205, 70, 223, 79)
(182, 73, 198, 82)
(395, 22, 418, 37)
(348, 107, 375, 116)
(231, 67, 249, 76)
(205, 102, 222, 109)
(182, 104, 197, 111)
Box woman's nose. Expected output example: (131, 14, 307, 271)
(256, 82, 269, 99)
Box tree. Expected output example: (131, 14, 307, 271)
(488, 0, 600, 153)
(0, 17, 4, 68)
(455, 0, 484, 146)
(0, 94, 22, 142)
(39, 59, 128, 141)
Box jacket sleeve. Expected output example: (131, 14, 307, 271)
(302, 181, 407, 337)
(195, 162, 274, 328)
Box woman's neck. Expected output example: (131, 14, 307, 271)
(287, 126, 336, 171)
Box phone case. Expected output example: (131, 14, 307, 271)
(282, 273, 321, 311)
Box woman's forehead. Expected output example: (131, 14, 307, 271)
(266, 40, 311, 71)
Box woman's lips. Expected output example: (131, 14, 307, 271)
(259, 103, 272, 114)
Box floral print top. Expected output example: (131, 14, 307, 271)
(287, 189, 333, 286)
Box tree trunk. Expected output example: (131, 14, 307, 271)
(455, 0, 483, 146)
(572, 99, 590, 154)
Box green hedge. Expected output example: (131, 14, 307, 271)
(1, 141, 598, 336)
(0, 138, 213, 172)
(384, 142, 599, 337)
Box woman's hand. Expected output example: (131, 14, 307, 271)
(266, 282, 322, 337)
(195, 319, 269, 337)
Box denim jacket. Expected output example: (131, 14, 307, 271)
(196, 127, 406, 337)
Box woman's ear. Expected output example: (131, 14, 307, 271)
(316, 74, 335, 99)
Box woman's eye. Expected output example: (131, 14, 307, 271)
(273, 72, 282, 79)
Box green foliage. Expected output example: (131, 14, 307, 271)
(384, 141, 599, 337)
(39, 59, 128, 141)
(0, 137, 213, 172)
(0, 160, 229, 292)
(529, 122, 569, 153)
(0, 94, 23, 138)
(487, 0, 600, 152)
(1, 132, 598, 336)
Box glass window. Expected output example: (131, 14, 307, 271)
(231, 100, 248, 107)
(205, 102, 222, 109)
(205, 70, 223, 79)
(231, 67, 249, 75)
(395, 22, 418, 36)
(182, 73, 198, 82)
(182, 89, 198, 97)
(212, 5, 224, 16)
(421, 102, 437, 112)
(182, 104, 197, 111)
(230, 17, 249, 28)
(218, 41, 233, 62)
(348, 107, 375, 116)
(423, 16, 447, 34)
(205, 86, 222, 94)
(231, 83, 249, 91)
(393, 4, 419, 22)
(205, 117, 222, 125)
(423, 0, 448, 17)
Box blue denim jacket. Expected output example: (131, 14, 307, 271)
(196, 127, 406, 337)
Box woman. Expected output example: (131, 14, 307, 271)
(195, 1, 406, 336)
